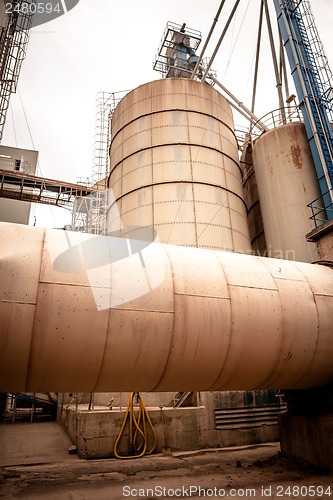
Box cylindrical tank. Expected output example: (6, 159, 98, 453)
(108, 78, 251, 252)
(1, 222, 333, 393)
(241, 141, 267, 256)
(253, 122, 321, 263)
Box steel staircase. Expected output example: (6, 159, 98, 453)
(172, 392, 192, 408)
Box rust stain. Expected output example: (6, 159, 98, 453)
(290, 144, 303, 169)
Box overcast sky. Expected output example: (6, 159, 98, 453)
(2, 0, 332, 228)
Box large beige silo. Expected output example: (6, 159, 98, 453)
(108, 78, 251, 252)
(253, 122, 321, 262)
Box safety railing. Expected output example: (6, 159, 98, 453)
(307, 189, 333, 228)
(237, 105, 303, 151)
(250, 105, 303, 138)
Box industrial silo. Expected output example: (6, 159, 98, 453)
(241, 140, 267, 256)
(105, 76, 284, 448)
(253, 121, 321, 263)
(108, 78, 251, 253)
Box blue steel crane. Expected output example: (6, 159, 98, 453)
(273, 0, 333, 225)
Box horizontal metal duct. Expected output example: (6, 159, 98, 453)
(0, 222, 333, 392)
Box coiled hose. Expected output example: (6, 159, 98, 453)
(113, 392, 157, 459)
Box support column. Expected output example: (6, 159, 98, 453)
(279, 387, 333, 470)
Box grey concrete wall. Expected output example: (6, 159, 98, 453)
(60, 404, 279, 459)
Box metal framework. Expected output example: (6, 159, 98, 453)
(72, 90, 129, 234)
(273, 0, 333, 221)
(153, 22, 202, 78)
(0, 168, 96, 208)
(0, 0, 35, 142)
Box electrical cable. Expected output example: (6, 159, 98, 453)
(10, 101, 18, 147)
(221, 0, 251, 82)
(201, 0, 241, 82)
(190, 197, 229, 247)
(18, 87, 43, 176)
(113, 392, 157, 459)
(17, 86, 70, 226)
(18, 88, 36, 152)
(190, 0, 226, 80)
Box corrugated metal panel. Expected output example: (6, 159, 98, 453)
(215, 404, 286, 430)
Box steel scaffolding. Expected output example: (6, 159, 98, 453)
(72, 90, 129, 234)
(0, 0, 35, 142)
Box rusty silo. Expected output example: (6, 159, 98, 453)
(107, 78, 251, 253)
(253, 122, 322, 263)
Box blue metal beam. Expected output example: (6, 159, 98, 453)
(273, 0, 333, 220)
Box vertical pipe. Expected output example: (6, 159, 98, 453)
(279, 29, 290, 100)
(201, 0, 241, 82)
(209, 74, 269, 132)
(190, 0, 226, 80)
(279, 28, 292, 116)
(263, 0, 286, 123)
(251, 0, 264, 115)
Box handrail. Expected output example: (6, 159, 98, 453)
(307, 189, 333, 228)
(250, 105, 303, 138)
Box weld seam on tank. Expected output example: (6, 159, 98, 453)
(111, 126, 237, 158)
(110, 143, 242, 177)
(257, 260, 320, 390)
(205, 251, 232, 391)
(150, 246, 178, 392)
(25, 227, 46, 393)
(111, 101, 235, 134)
(107, 198, 244, 214)
(91, 306, 112, 394)
(0, 299, 36, 305)
(110, 108, 237, 138)
(150, 223, 251, 240)
(293, 261, 321, 386)
(107, 180, 248, 210)
(247, 261, 288, 391)
(122, 96, 231, 123)
(110, 156, 243, 186)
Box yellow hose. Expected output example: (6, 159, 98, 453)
(113, 392, 157, 459)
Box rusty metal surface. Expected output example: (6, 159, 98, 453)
(253, 122, 322, 262)
(1, 222, 333, 393)
(0, 224, 44, 390)
(108, 78, 251, 252)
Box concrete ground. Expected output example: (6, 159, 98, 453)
(0, 422, 76, 467)
(0, 423, 332, 499)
